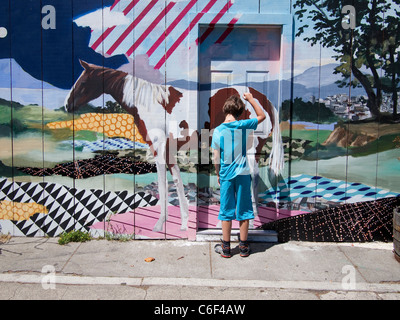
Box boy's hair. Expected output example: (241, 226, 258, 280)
(223, 95, 245, 119)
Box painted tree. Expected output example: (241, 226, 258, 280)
(294, 0, 400, 120)
(381, 7, 400, 118)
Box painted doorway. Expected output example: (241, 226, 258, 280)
(198, 25, 282, 231)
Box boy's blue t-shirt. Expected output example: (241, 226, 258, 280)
(211, 118, 258, 180)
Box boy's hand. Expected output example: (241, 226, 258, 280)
(243, 92, 266, 124)
(243, 92, 253, 101)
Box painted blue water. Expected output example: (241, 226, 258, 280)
(64, 139, 149, 152)
(260, 174, 399, 203)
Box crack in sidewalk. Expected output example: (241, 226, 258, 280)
(60, 242, 82, 273)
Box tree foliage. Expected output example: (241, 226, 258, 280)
(294, 0, 400, 120)
(281, 98, 338, 123)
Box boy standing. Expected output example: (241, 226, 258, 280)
(211, 93, 266, 258)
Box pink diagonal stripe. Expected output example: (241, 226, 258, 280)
(91, 25, 116, 51)
(154, 0, 217, 70)
(91, 0, 139, 52)
(126, 1, 176, 57)
(146, 0, 197, 58)
(107, 0, 158, 55)
(215, 16, 239, 44)
(196, 0, 233, 45)
(110, 0, 121, 11)
(123, 0, 140, 16)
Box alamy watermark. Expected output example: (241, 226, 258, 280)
(0, 3, 356, 38)
(147, 125, 259, 167)
(42, 5, 56, 30)
(0, 4, 56, 38)
(342, 5, 356, 30)
(341, 265, 356, 290)
(41, 265, 56, 290)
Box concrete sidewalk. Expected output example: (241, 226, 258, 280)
(0, 237, 399, 300)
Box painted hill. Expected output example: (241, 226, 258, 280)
(174, 63, 367, 103)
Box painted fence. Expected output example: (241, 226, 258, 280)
(0, 0, 399, 240)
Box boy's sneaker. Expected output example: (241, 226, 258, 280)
(214, 240, 231, 258)
(239, 241, 250, 257)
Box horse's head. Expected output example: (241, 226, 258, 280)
(65, 60, 105, 113)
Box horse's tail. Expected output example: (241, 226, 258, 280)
(248, 87, 284, 176)
(268, 106, 284, 176)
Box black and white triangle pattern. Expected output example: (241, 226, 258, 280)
(0, 178, 158, 237)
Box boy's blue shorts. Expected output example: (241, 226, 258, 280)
(218, 174, 254, 221)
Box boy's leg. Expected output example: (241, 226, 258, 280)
(235, 175, 254, 222)
(218, 178, 235, 239)
(217, 179, 235, 258)
(235, 175, 253, 257)
(219, 220, 232, 258)
(239, 220, 251, 257)
(239, 219, 249, 242)
(222, 220, 232, 242)
(215, 221, 232, 258)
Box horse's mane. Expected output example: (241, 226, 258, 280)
(122, 75, 170, 110)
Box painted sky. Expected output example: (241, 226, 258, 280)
(76, 0, 337, 81)
(0, 0, 128, 89)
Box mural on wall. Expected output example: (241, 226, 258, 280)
(284, 0, 400, 213)
(0, 0, 399, 240)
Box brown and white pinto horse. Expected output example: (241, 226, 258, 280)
(65, 60, 283, 232)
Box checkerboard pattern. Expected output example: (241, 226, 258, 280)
(0, 178, 158, 237)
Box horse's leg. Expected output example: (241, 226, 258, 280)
(247, 153, 259, 229)
(153, 160, 168, 232)
(169, 164, 188, 230)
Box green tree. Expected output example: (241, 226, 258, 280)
(105, 101, 126, 113)
(381, 8, 400, 118)
(281, 98, 338, 123)
(294, 0, 400, 120)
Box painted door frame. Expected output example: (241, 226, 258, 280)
(191, 12, 294, 235)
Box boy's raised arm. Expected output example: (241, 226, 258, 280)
(243, 92, 266, 124)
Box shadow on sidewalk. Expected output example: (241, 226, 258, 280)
(228, 242, 278, 257)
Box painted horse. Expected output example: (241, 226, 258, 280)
(65, 60, 284, 232)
